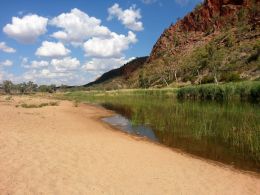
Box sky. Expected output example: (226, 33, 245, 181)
(0, 0, 202, 86)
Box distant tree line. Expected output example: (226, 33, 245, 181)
(0, 80, 57, 94)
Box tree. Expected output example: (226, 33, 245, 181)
(2, 80, 13, 94)
(17, 82, 27, 94)
(26, 81, 38, 93)
(50, 84, 56, 93)
(206, 44, 225, 85)
(139, 71, 149, 88)
(38, 84, 56, 93)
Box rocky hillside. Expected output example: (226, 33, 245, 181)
(86, 0, 260, 89)
(148, 0, 259, 62)
(85, 57, 148, 89)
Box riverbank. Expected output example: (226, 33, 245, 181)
(0, 95, 259, 194)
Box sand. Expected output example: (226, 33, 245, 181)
(0, 95, 259, 195)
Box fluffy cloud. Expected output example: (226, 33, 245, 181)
(51, 57, 80, 72)
(2, 8, 140, 85)
(20, 57, 83, 85)
(21, 68, 89, 85)
(35, 41, 70, 57)
(108, 4, 143, 31)
(83, 31, 137, 58)
(3, 14, 48, 43)
(50, 8, 111, 44)
(0, 60, 13, 67)
(0, 70, 15, 82)
(0, 42, 16, 53)
(23, 69, 71, 80)
(22, 60, 49, 69)
(82, 57, 134, 71)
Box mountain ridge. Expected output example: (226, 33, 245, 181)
(86, 0, 260, 89)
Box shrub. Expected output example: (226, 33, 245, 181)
(73, 100, 79, 107)
(49, 101, 59, 106)
(220, 72, 241, 82)
(20, 102, 59, 108)
(201, 75, 215, 84)
(250, 84, 260, 102)
(2, 80, 13, 94)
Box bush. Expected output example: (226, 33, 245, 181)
(220, 72, 241, 82)
(250, 84, 260, 102)
(2, 80, 13, 94)
(201, 75, 215, 84)
(20, 102, 59, 108)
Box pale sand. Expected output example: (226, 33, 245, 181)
(0, 96, 259, 195)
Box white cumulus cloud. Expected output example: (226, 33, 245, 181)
(51, 57, 80, 72)
(82, 57, 134, 71)
(0, 42, 16, 53)
(0, 60, 13, 67)
(3, 14, 48, 44)
(83, 31, 137, 58)
(108, 4, 143, 31)
(50, 8, 111, 44)
(35, 41, 70, 58)
(22, 60, 49, 69)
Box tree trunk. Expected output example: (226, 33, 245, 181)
(162, 77, 169, 86)
(197, 69, 201, 85)
(174, 70, 178, 83)
(214, 72, 219, 85)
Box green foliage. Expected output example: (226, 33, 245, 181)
(15, 81, 38, 94)
(1, 81, 54, 94)
(220, 72, 241, 82)
(237, 7, 251, 33)
(38, 84, 56, 93)
(225, 34, 235, 48)
(201, 75, 215, 84)
(173, 34, 180, 47)
(2, 80, 13, 94)
(139, 71, 149, 88)
(177, 81, 260, 102)
(247, 41, 260, 63)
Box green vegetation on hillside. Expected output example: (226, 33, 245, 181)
(136, 30, 260, 88)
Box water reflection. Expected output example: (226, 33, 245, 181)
(100, 98, 260, 173)
(102, 115, 158, 141)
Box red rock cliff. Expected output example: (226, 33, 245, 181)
(148, 0, 259, 62)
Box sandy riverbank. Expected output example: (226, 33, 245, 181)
(0, 95, 259, 194)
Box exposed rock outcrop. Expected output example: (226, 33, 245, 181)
(148, 0, 259, 63)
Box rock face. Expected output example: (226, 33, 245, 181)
(148, 0, 258, 63)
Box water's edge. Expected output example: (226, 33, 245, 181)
(102, 114, 158, 142)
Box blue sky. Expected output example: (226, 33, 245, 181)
(0, 0, 202, 85)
